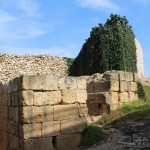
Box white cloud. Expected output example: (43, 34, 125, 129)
(76, 0, 119, 11)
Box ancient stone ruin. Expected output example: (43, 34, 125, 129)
(0, 70, 138, 150)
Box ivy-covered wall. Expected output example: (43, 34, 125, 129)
(69, 14, 137, 76)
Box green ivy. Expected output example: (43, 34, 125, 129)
(69, 14, 137, 76)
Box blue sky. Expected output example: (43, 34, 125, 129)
(0, 0, 149, 77)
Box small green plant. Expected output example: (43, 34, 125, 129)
(81, 125, 110, 147)
(137, 81, 146, 100)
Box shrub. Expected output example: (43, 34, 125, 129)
(137, 81, 146, 100)
(69, 14, 137, 76)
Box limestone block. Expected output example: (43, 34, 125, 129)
(86, 83, 94, 93)
(23, 123, 41, 139)
(13, 107, 19, 122)
(119, 92, 129, 102)
(78, 104, 88, 117)
(125, 72, 133, 82)
(61, 118, 87, 134)
(129, 92, 138, 101)
(8, 107, 13, 120)
(47, 91, 61, 105)
(58, 77, 77, 90)
(11, 77, 20, 92)
(102, 104, 110, 113)
(118, 71, 126, 81)
(21, 106, 42, 123)
(41, 106, 53, 122)
(130, 82, 137, 92)
(42, 121, 60, 137)
(2, 94, 7, 106)
(33, 92, 48, 106)
(76, 90, 87, 104)
(22, 75, 46, 90)
(94, 81, 110, 92)
(109, 103, 120, 111)
(54, 104, 79, 121)
(77, 76, 88, 90)
(45, 76, 58, 91)
(102, 71, 119, 80)
(21, 90, 33, 106)
(110, 80, 119, 92)
(11, 92, 19, 107)
(7, 94, 11, 106)
(56, 134, 81, 150)
(87, 102, 100, 115)
(24, 137, 55, 150)
(133, 73, 139, 82)
(105, 92, 119, 104)
(2, 106, 8, 119)
(62, 89, 77, 104)
(119, 81, 127, 92)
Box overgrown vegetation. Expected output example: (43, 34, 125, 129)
(97, 86, 150, 125)
(137, 81, 146, 100)
(81, 125, 110, 147)
(63, 57, 75, 74)
(69, 14, 137, 76)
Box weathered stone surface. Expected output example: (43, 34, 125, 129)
(94, 81, 110, 92)
(118, 71, 126, 81)
(21, 90, 33, 106)
(78, 104, 88, 117)
(86, 83, 94, 93)
(61, 118, 87, 134)
(62, 89, 77, 104)
(23, 123, 41, 139)
(22, 75, 46, 90)
(76, 90, 87, 104)
(45, 76, 58, 91)
(109, 103, 119, 111)
(125, 72, 133, 82)
(87, 102, 101, 115)
(47, 91, 61, 105)
(42, 121, 60, 137)
(58, 77, 77, 90)
(133, 73, 139, 82)
(24, 137, 55, 150)
(130, 82, 137, 92)
(119, 81, 127, 92)
(129, 92, 138, 101)
(33, 92, 48, 106)
(77, 76, 88, 90)
(56, 134, 81, 150)
(104, 92, 118, 104)
(119, 92, 129, 102)
(102, 71, 119, 80)
(110, 80, 119, 92)
(21, 106, 53, 123)
(54, 104, 79, 121)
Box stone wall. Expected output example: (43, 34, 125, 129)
(0, 71, 139, 150)
(0, 53, 68, 83)
(0, 75, 88, 150)
(86, 71, 138, 116)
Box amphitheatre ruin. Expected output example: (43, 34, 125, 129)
(0, 38, 145, 149)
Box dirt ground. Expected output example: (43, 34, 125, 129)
(85, 118, 150, 150)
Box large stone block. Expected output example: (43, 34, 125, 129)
(56, 134, 81, 150)
(54, 104, 79, 121)
(119, 92, 129, 102)
(102, 70, 119, 80)
(21, 90, 33, 106)
(45, 76, 58, 91)
(24, 137, 55, 150)
(77, 76, 88, 90)
(129, 92, 138, 101)
(2, 94, 7, 106)
(61, 118, 87, 134)
(22, 75, 46, 90)
(76, 90, 87, 104)
(62, 89, 77, 104)
(104, 92, 119, 104)
(109, 103, 120, 111)
(133, 73, 139, 82)
(42, 121, 60, 137)
(118, 71, 126, 81)
(110, 80, 119, 92)
(119, 81, 127, 92)
(125, 72, 133, 82)
(58, 77, 77, 90)
(21, 106, 53, 123)
(47, 91, 61, 105)
(130, 82, 137, 92)
(78, 104, 88, 117)
(86, 83, 94, 93)
(23, 123, 41, 139)
(94, 81, 110, 92)
(33, 92, 48, 106)
(11, 92, 19, 107)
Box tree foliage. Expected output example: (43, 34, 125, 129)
(69, 14, 137, 76)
